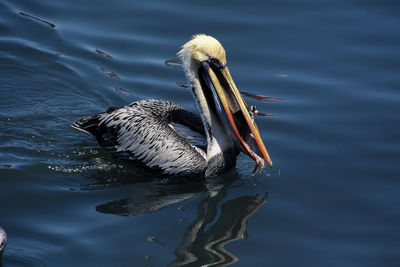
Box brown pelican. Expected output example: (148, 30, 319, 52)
(0, 226, 6, 256)
(72, 34, 272, 177)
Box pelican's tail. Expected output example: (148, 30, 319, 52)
(71, 114, 100, 136)
(72, 107, 120, 136)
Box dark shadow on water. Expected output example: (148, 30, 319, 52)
(94, 171, 268, 266)
(94, 171, 240, 216)
(96, 178, 205, 217)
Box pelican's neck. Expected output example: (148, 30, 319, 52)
(180, 48, 234, 162)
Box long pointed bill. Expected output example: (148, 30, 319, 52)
(203, 63, 273, 173)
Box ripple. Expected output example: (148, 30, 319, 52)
(19, 12, 56, 28)
(2, 239, 52, 267)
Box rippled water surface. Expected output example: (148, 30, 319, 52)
(1, 0, 399, 266)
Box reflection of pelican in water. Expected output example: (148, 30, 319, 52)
(95, 176, 268, 266)
(170, 191, 268, 266)
(73, 34, 272, 177)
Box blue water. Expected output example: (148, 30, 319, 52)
(1, 0, 400, 266)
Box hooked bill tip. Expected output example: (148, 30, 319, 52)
(251, 156, 264, 175)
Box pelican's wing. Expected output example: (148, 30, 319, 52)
(73, 100, 207, 176)
(169, 122, 207, 153)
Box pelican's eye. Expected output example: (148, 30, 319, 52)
(208, 57, 225, 69)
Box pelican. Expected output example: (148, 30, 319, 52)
(0, 226, 6, 256)
(72, 34, 272, 177)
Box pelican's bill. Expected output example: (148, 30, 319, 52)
(199, 59, 273, 173)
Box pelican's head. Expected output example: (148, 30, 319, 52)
(179, 34, 273, 173)
(180, 34, 227, 65)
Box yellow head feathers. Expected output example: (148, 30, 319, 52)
(178, 34, 227, 65)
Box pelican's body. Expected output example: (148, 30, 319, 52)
(73, 35, 272, 177)
(73, 99, 237, 176)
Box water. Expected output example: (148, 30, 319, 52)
(1, 0, 399, 266)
